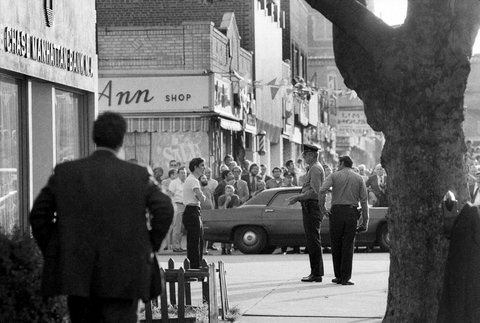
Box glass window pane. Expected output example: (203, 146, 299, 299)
(55, 89, 82, 163)
(270, 192, 300, 210)
(0, 76, 19, 233)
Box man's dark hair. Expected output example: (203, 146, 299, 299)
(168, 169, 177, 177)
(93, 111, 126, 149)
(223, 154, 233, 163)
(221, 170, 231, 180)
(249, 163, 259, 172)
(177, 166, 186, 173)
(339, 156, 353, 168)
(272, 167, 282, 173)
(189, 157, 205, 172)
(283, 171, 294, 178)
(285, 160, 294, 168)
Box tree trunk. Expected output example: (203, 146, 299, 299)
(305, 0, 480, 321)
(381, 85, 468, 322)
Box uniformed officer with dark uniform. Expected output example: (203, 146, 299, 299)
(287, 144, 325, 282)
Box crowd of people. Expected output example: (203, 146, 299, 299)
(148, 149, 389, 259)
(28, 111, 389, 322)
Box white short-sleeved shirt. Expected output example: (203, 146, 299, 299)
(183, 174, 201, 206)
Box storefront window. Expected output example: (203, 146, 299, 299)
(0, 76, 19, 233)
(55, 89, 83, 163)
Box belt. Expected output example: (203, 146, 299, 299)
(332, 204, 358, 209)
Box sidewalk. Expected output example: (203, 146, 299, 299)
(157, 249, 389, 323)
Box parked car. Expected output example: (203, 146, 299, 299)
(202, 187, 389, 254)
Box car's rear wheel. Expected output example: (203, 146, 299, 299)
(377, 223, 390, 252)
(234, 226, 267, 254)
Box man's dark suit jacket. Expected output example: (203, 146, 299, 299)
(365, 174, 386, 196)
(366, 174, 388, 207)
(469, 183, 478, 202)
(30, 150, 174, 301)
(241, 174, 262, 197)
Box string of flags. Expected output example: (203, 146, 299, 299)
(254, 76, 358, 101)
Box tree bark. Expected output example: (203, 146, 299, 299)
(305, 0, 480, 321)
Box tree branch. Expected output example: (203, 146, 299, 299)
(304, 0, 393, 60)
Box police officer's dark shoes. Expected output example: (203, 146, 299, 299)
(301, 274, 322, 282)
(332, 278, 341, 284)
(340, 280, 354, 285)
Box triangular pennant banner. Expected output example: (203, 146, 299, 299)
(267, 78, 278, 86)
(271, 87, 280, 100)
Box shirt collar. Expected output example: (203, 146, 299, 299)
(96, 146, 119, 157)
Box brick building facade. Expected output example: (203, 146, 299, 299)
(97, 0, 293, 172)
(97, 15, 253, 173)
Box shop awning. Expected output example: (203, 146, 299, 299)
(219, 118, 243, 131)
(127, 117, 210, 133)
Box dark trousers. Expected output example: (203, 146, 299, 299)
(182, 205, 204, 269)
(329, 205, 358, 281)
(301, 199, 324, 276)
(67, 296, 138, 323)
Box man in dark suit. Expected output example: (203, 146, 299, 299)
(241, 163, 262, 198)
(30, 112, 174, 323)
(366, 164, 388, 207)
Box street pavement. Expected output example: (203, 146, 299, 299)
(157, 247, 389, 322)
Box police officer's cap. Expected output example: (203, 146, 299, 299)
(303, 144, 320, 153)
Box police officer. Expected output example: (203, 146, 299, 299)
(287, 144, 325, 282)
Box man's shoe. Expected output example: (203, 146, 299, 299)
(332, 278, 341, 284)
(341, 280, 354, 285)
(301, 274, 322, 282)
(208, 246, 218, 251)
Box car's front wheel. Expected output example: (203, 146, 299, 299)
(377, 223, 390, 252)
(234, 226, 267, 254)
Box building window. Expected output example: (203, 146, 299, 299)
(55, 89, 84, 163)
(0, 75, 20, 233)
(327, 73, 337, 90)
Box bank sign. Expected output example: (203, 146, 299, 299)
(3, 26, 94, 77)
(98, 76, 211, 113)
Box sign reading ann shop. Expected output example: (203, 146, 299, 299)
(336, 108, 374, 137)
(98, 76, 211, 113)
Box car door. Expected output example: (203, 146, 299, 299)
(261, 190, 305, 245)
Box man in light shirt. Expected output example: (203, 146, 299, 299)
(182, 157, 206, 269)
(319, 155, 369, 286)
(168, 166, 187, 252)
